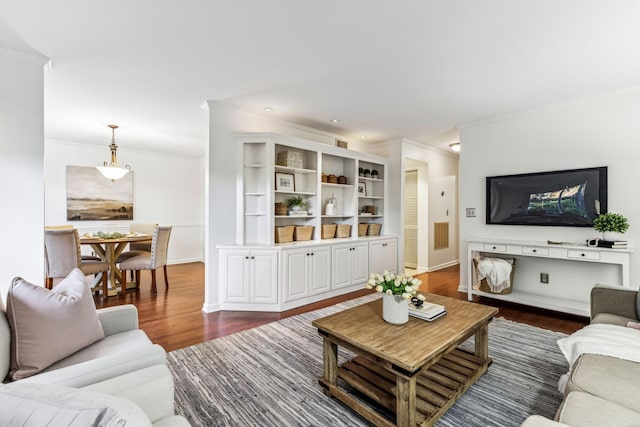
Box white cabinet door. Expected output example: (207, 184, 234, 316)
(369, 241, 384, 275)
(250, 250, 278, 303)
(220, 250, 251, 302)
(369, 238, 398, 275)
(220, 249, 277, 304)
(351, 243, 369, 285)
(332, 242, 369, 290)
(309, 246, 331, 295)
(283, 247, 308, 302)
(332, 244, 353, 289)
(382, 239, 398, 274)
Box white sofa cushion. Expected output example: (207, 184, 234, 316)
(6, 269, 105, 380)
(20, 335, 167, 388)
(84, 364, 176, 423)
(0, 381, 152, 427)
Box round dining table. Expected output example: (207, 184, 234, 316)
(80, 234, 152, 296)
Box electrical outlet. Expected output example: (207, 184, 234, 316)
(466, 208, 476, 217)
(540, 273, 549, 284)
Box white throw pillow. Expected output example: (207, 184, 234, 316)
(6, 268, 105, 380)
(0, 381, 152, 426)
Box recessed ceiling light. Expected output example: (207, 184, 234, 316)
(449, 142, 461, 152)
(330, 119, 340, 123)
(263, 107, 273, 112)
(360, 135, 367, 139)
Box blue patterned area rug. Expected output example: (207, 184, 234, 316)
(168, 294, 568, 426)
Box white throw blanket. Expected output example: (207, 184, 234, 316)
(476, 258, 513, 293)
(556, 323, 640, 392)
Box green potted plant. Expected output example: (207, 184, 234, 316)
(371, 169, 379, 179)
(286, 195, 307, 215)
(358, 167, 364, 177)
(363, 168, 370, 178)
(593, 212, 629, 241)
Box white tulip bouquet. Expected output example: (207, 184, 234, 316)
(365, 270, 425, 301)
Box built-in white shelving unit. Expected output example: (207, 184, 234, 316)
(223, 132, 397, 312)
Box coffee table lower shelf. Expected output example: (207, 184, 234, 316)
(319, 348, 489, 427)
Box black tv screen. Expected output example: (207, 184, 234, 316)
(486, 167, 607, 226)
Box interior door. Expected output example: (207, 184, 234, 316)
(404, 170, 418, 268)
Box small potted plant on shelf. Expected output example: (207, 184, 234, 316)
(371, 169, 379, 179)
(363, 168, 371, 178)
(593, 212, 629, 241)
(358, 167, 364, 177)
(286, 195, 307, 216)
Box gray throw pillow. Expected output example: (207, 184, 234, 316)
(6, 268, 105, 380)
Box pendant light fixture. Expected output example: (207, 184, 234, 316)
(97, 124, 131, 181)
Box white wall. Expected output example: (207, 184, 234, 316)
(375, 139, 459, 272)
(204, 103, 376, 312)
(0, 44, 47, 296)
(44, 140, 205, 264)
(459, 86, 640, 291)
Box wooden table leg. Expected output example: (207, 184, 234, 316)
(396, 375, 416, 427)
(322, 338, 338, 395)
(474, 322, 489, 361)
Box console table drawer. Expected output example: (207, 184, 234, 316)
(522, 247, 549, 256)
(483, 244, 506, 252)
(567, 250, 600, 261)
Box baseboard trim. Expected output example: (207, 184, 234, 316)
(202, 302, 221, 313)
(169, 257, 205, 265)
(427, 260, 459, 272)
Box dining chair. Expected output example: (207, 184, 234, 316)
(119, 225, 172, 295)
(117, 223, 158, 279)
(44, 228, 110, 297)
(45, 225, 102, 262)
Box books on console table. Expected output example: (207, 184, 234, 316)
(409, 301, 446, 321)
(586, 238, 627, 249)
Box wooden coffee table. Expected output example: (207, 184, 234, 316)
(312, 294, 498, 427)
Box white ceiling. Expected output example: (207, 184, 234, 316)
(2, 0, 640, 156)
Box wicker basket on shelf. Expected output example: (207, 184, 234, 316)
(473, 258, 515, 294)
(321, 224, 337, 239)
(367, 223, 381, 236)
(336, 224, 351, 238)
(275, 226, 295, 243)
(275, 203, 287, 216)
(358, 223, 369, 236)
(294, 226, 314, 241)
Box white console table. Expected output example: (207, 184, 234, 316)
(467, 238, 634, 316)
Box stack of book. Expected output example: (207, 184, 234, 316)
(409, 301, 446, 322)
(587, 238, 628, 249)
(598, 239, 627, 249)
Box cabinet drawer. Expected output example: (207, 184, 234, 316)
(522, 246, 549, 256)
(483, 244, 506, 252)
(567, 250, 600, 261)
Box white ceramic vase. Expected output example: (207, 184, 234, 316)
(382, 294, 409, 325)
(603, 231, 624, 241)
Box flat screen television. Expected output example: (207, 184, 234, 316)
(486, 167, 607, 227)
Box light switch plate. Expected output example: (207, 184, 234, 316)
(466, 208, 476, 217)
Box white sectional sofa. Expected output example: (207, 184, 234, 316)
(521, 284, 640, 426)
(0, 292, 190, 425)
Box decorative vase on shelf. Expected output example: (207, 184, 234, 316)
(382, 294, 409, 325)
(603, 231, 625, 242)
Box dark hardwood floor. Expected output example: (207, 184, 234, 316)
(94, 262, 588, 352)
